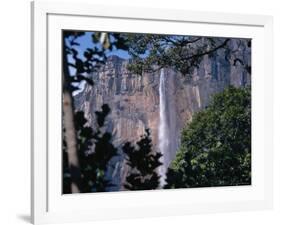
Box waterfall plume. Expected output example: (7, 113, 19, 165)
(158, 68, 169, 187)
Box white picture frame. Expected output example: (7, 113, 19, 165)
(31, 1, 273, 224)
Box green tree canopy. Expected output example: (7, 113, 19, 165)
(165, 86, 251, 189)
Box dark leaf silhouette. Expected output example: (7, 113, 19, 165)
(62, 30, 130, 193)
(123, 129, 163, 190)
(74, 104, 118, 193)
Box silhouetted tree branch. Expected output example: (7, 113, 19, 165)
(62, 31, 130, 193)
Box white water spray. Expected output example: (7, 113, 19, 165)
(158, 68, 169, 187)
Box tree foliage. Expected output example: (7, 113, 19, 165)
(63, 31, 129, 92)
(123, 34, 230, 77)
(123, 129, 163, 190)
(63, 104, 118, 193)
(62, 31, 130, 193)
(165, 86, 251, 188)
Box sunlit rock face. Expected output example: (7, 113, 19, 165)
(74, 38, 251, 191)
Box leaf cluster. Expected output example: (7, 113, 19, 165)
(123, 129, 163, 190)
(63, 31, 130, 93)
(63, 104, 118, 193)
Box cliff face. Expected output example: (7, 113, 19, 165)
(74, 38, 251, 190)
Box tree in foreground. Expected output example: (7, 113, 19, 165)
(63, 104, 118, 193)
(123, 129, 163, 190)
(63, 31, 129, 193)
(165, 86, 251, 189)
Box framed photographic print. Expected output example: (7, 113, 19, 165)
(31, 1, 273, 224)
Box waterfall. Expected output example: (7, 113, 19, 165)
(158, 68, 169, 187)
